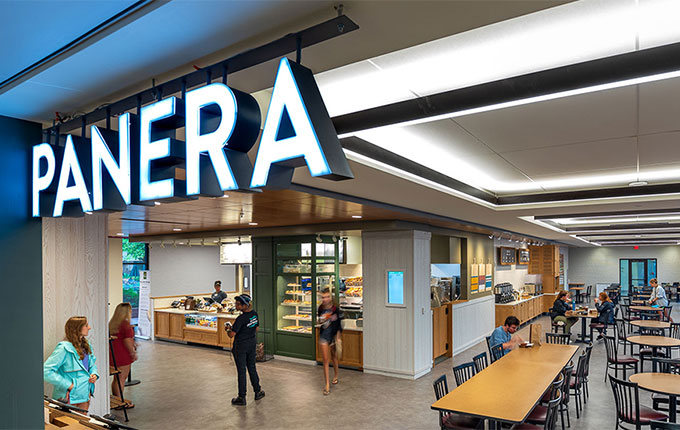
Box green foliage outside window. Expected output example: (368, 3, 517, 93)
(122, 238, 146, 263)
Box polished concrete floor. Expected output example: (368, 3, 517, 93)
(111, 305, 678, 429)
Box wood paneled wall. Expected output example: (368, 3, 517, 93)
(362, 230, 432, 379)
(43, 214, 109, 415)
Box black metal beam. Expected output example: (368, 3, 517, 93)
(535, 208, 680, 220)
(340, 136, 497, 205)
(50, 15, 358, 134)
(332, 40, 680, 135)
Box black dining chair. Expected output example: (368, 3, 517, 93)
(472, 352, 488, 372)
(541, 363, 573, 430)
(650, 420, 680, 430)
(651, 357, 680, 413)
(615, 318, 630, 355)
(603, 334, 638, 382)
(490, 344, 504, 363)
(485, 335, 493, 358)
(513, 392, 562, 430)
(432, 374, 483, 429)
(584, 285, 592, 302)
(545, 333, 571, 345)
(609, 374, 668, 429)
(526, 373, 564, 427)
(579, 342, 594, 402)
(452, 362, 476, 386)
(569, 352, 588, 418)
(671, 322, 680, 340)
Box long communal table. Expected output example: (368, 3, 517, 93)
(431, 344, 579, 426)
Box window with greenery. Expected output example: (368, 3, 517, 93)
(122, 239, 148, 319)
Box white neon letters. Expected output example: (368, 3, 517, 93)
(32, 143, 56, 217)
(250, 58, 331, 188)
(185, 83, 239, 195)
(91, 114, 131, 210)
(53, 136, 93, 217)
(140, 97, 176, 201)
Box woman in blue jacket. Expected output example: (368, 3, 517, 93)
(44, 316, 99, 411)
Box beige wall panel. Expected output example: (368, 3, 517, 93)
(43, 214, 109, 416)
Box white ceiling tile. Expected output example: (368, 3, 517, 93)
(454, 85, 638, 153)
(638, 131, 680, 167)
(638, 77, 680, 134)
(501, 137, 637, 178)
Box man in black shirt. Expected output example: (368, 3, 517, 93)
(226, 294, 264, 405)
(211, 280, 228, 304)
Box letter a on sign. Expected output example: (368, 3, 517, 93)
(250, 58, 353, 188)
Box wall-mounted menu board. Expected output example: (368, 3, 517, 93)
(498, 247, 516, 265)
(517, 249, 530, 264)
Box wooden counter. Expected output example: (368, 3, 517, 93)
(315, 327, 363, 370)
(495, 294, 553, 326)
(154, 309, 238, 349)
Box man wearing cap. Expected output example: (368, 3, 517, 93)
(211, 280, 227, 304)
(225, 294, 264, 405)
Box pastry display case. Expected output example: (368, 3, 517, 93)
(184, 313, 217, 330)
(274, 238, 339, 360)
(340, 276, 363, 325)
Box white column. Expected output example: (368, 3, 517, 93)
(43, 214, 109, 415)
(362, 230, 432, 379)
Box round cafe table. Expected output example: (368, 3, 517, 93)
(630, 373, 680, 422)
(626, 335, 680, 372)
(630, 305, 660, 312)
(630, 320, 671, 330)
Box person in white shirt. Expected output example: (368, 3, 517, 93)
(648, 278, 673, 322)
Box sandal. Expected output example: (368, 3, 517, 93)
(331, 378, 338, 385)
(323, 388, 330, 395)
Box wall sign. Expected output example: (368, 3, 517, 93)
(386, 270, 405, 306)
(31, 58, 353, 217)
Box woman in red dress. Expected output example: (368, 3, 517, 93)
(109, 303, 137, 407)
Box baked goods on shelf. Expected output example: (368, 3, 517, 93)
(344, 276, 363, 286)
(345, 287, 363, 297)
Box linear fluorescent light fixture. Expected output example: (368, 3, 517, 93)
(333, 41, 680, 136)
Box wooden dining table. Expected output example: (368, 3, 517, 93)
(630, 305, 661, 312)
(431, 344, 578, 426)
(565, 309, 599, 343)
(630, 373, 680, 422)
(629, 320, 670, 331)
(626, 335, 680, 371)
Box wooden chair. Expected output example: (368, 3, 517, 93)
(452, 362, 476, 386)
(548, 308, 566, 334)
(545, 333, 571, 345)
(472, 352, 488, 373)
(490, 344, 504, 363)
(603, 335, 638, 382)
(432, 375, 483, 429)
(651, 357, 680, 413)
(514, 391, 562, 430)
(609, 375, 668, 429)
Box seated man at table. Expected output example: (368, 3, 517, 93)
(490, 316, 524, 356)
(551, 291, 578, 334)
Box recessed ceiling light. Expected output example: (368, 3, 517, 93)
(248, 222, 258, 226)
(222, 195, 229, 198)
(352, 215, 362, 219)
(85, 211, 92, 215)
(154, 201, 161, 206)
(116, 233, 124, 236)
(173, 228, 182, 231)
(628, 181, 648, 187)
(213, 240, 219, 243)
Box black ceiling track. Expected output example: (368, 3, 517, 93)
(565, 223, 680, 232)
(48, 15, 358, 135)
(535, 207, 680, 220)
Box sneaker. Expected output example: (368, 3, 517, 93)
(231, 396, 246, 406)
(254, 390, 265, 401)
(596, 334, 604, 340)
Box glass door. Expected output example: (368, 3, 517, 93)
(620, 258, 657, 296)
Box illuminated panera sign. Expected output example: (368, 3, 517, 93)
(32, 58, 353, 217)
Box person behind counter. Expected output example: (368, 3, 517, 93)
(211, 280, 228, 304)
(109, 303, 137, 408)
(318, 288, 342, 395)
(551, 291, 578, 334)
(489, 316, 523, 357)
(225, 294, 264, 406)
(44, 316, 99, 411)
